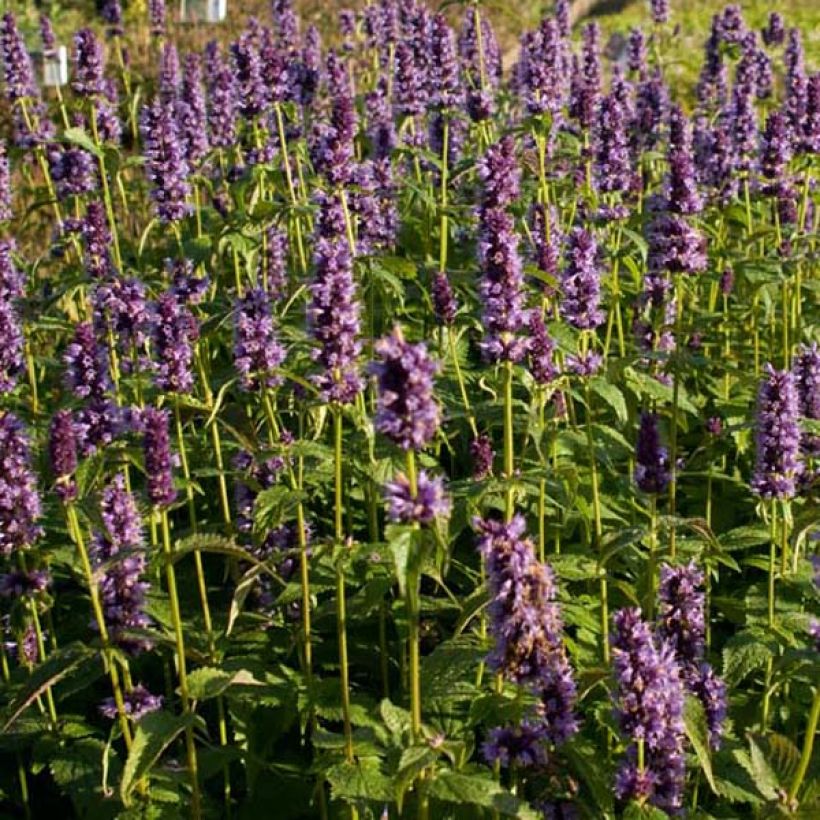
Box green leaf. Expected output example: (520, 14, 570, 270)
(186, 666, 265, 700)
(683, 696, 717, 793)
(722, 632, 773, 685)
(380, 698, 412, 743)
(590, 377, 628, 424)
(387, 525, 422, 598)
(62, 127, 103, 158)
(2, 642, 98, 731)
(395, 746, 438, 812)
(427, 770, 539, 818)
(325, 758, 394, 802)
(120, 710, 194, 803)
(171, 534, 257, 566)
(745, 734, 781, 800)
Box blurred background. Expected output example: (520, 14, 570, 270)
(3, 1, 819, 101)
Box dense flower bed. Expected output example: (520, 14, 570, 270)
(0, 0, 817, 816)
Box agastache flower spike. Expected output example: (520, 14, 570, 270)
(39, 15, 57, 60)
(611, 608, 686, 813)
(528, 313, 559, 385)
(100, 685, 162, 722)
(384, 470, 451, 525)
(794, 343, 820, 457)
(371, 326, 441, 451)
(560, 227, 604, 330)
(142, 407, 176, 508)
(307, 192, 363, 404)
(0, 239, 23, 393)
(0, 140, 11, 222)
(179, 54, 208, 165)
(476, 515, 578, 744)
(594, 90, 633, 196)
(477, 136, 529, 362)
(1, 13, 39, 102)
(150, 292, 199, 394)
(140, 98, 191, 223)
(91, 475, 153, 654)
(658, 562, 727, 748)
(233, 287, 286, 390)
(751, 364, 802, 499)
(261, 226, 288, 300)
(148, 0, 166, 39)
(635, 412, 671, 494)
(0, 413, 43, 555)
(49, 410, 78, 503)
(205, 42, 237, 150)
(64, 322, 111, 400)
(72, 29, 106, 97)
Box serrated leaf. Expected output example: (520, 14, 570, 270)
(427, 770, 539, 818)
(120, 710, 195, 803)
(683, 696, 717, 793)
(380, 698, 411, 742)
(590, 378, 628, 424)
(2, 642, 98, 731)
(186, 667, 265, 700)
(62, 127, 103, 158)
(746, 734, 781, 800)
(722, 634, 773, 685)
(395, 746, 437, 812)
(325, 758, 394, 802)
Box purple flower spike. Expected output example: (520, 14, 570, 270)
(140, 98, 191, 223)
(92, 475, 153, 654)
(794, 343, 820, 457)
(635, 412, 671, 494)
(205, 42, 237, 150)
(148, 0, 166, 39)
(384, 470, 451, 525)
(150, 291, 199, 394)
(65, 322, 111, 400)
(179, 54, 208, 165)
(611, 608, 686, 813)
(528, 313, 559, 385)
(72, 29, 106, 97)
(307, 192, 362, 405)
(39, 15, 57, 60)
(1, 13, 39, 102)
(482, 723, 548, 769)
(262, 226, 288, 300)
(0, 141, 11, 222)
(0, 413, 43, 555)
(650, 0, 669, 25)
(560, 228, 604, 330)
(142, 407, 176, 508)
(471, 434, 495, 480)
(594, 91, 633, 196)
(476, 514, 578, 744)
(49, 410, 78, 503)
(751, 364, 802, 499)
(477, 137, 529, 362)
(658, 562, 727, 747)
(432, 271, 457, 326)
(371, 326, 440, 451)
(234, 287, 286, 391)
(762, 13, 785, 47)
(100, 684, 162, 721)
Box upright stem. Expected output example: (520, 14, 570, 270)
(333, 410, 355, 769)
(584, 377, 609, 663)
(66, 504, 133, 748)
(159, 509, 201, 819)
(788, 690, 820, 804)
(668, 276, 682, 559)
(503, 361, 515, 521)
(647, 495, 658, 620)
(405, 448, 423, 742)
(438, 119, 450, 274)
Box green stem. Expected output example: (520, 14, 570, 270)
(584, 377, 609, 663)
(66, 504, 133, 748)
(787, 689, 820, 803)
(668, 276, 682, 559)
(333, 410, 355, 767)
(503, 361, 515, 521)
(159, 509, 202, 819)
